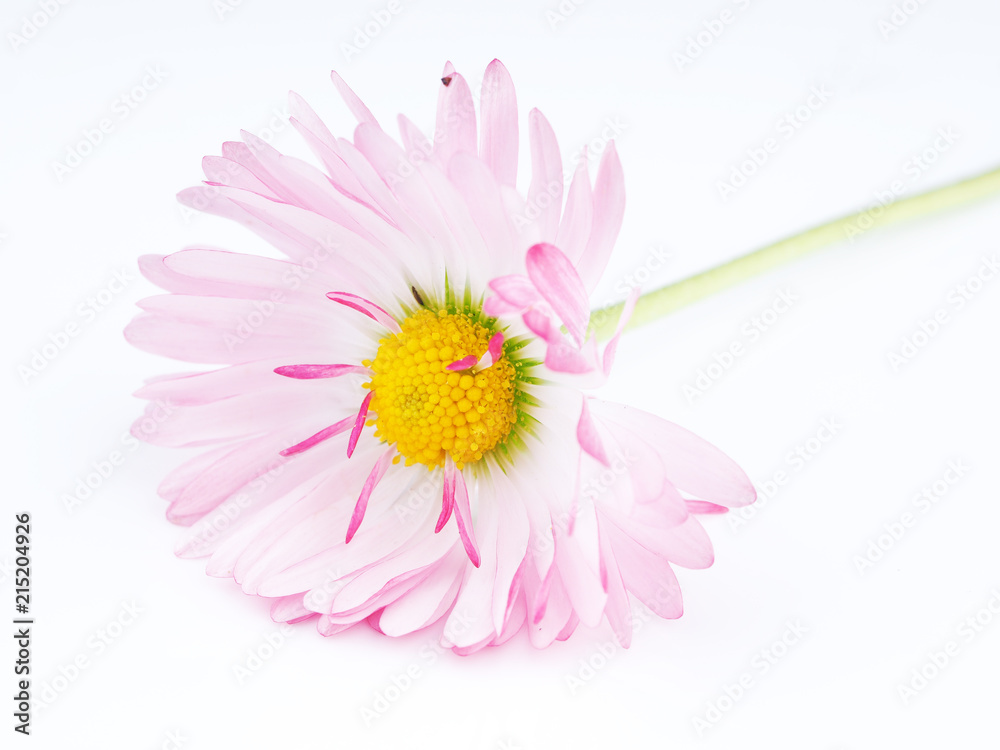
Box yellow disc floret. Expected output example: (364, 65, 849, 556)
(363, 309, 517, 470)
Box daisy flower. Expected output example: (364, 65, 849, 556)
(126, 60, 756, 654)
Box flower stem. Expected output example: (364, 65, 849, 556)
(592, 165, 1000, 340)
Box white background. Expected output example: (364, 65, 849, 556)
(3, 0, 1000, 748)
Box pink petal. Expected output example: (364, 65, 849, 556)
(269, 594, 316, 624)
(555, 156, 593, 265)
(478, 58, 518, 187)
(132, 386, 350, 448)
(280, 416, 353, 457)
(274, 364, 368, 379)
(607, 512, 715, 570)
(597, 417, 675, 510)
(166, 438, 288, 523)
(577, 142, 626, 292)
(347, 391, 374, 458)
(487, 471, 531, 633)
(436, 469, 456, 533)
(449, 460, 480, 567)
(434, 66, 477, 166)
(135, 359, 312, 407)
(330, 71, 379, 128)
(523, 307, 561, 344)
(345, 448, 395, 542)
(597, 520, 634, 647)
(526, 109, 563, 242)
(577, 396, 610, 466)
(686, 500, 729, 515)
(602, 285, 640, 376)
(589, 401, 756, 508)
(397, 114, 432, 158)
(483, 296, 522, 317)
(554, 530, 607, 628)
(481, 331, 505, 369)
(488, 274, 540, 309)
(440, 489, 500, 648)
(147, 248, 331, 302)
(526, 242, 590, 346)
(602, 518, 683, 619)
(377, 547, 466, 636)
(448, 152, 515, 259)
(327, 291, 401, 333)
(526, 568, 573, 648)
(544, 337, 600, 374)
(202, 155, 277, 198)
(446, 355, 477, 372)
(447, 331, 505, 372)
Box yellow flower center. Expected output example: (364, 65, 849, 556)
(364, 309, 517, 470)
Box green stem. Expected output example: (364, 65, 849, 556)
(592, 165, 1000, 339)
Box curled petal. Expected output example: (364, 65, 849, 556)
(447, 331, 506, 372)
(448, 458, 480, 567)
(446, 355, 477, 372)
(346, 448, 395, 542)
(347, 391, 374, 458)
(481, 331, 505, 369)
(435, 472, 456, 533)
(327, 291, 401, 333)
